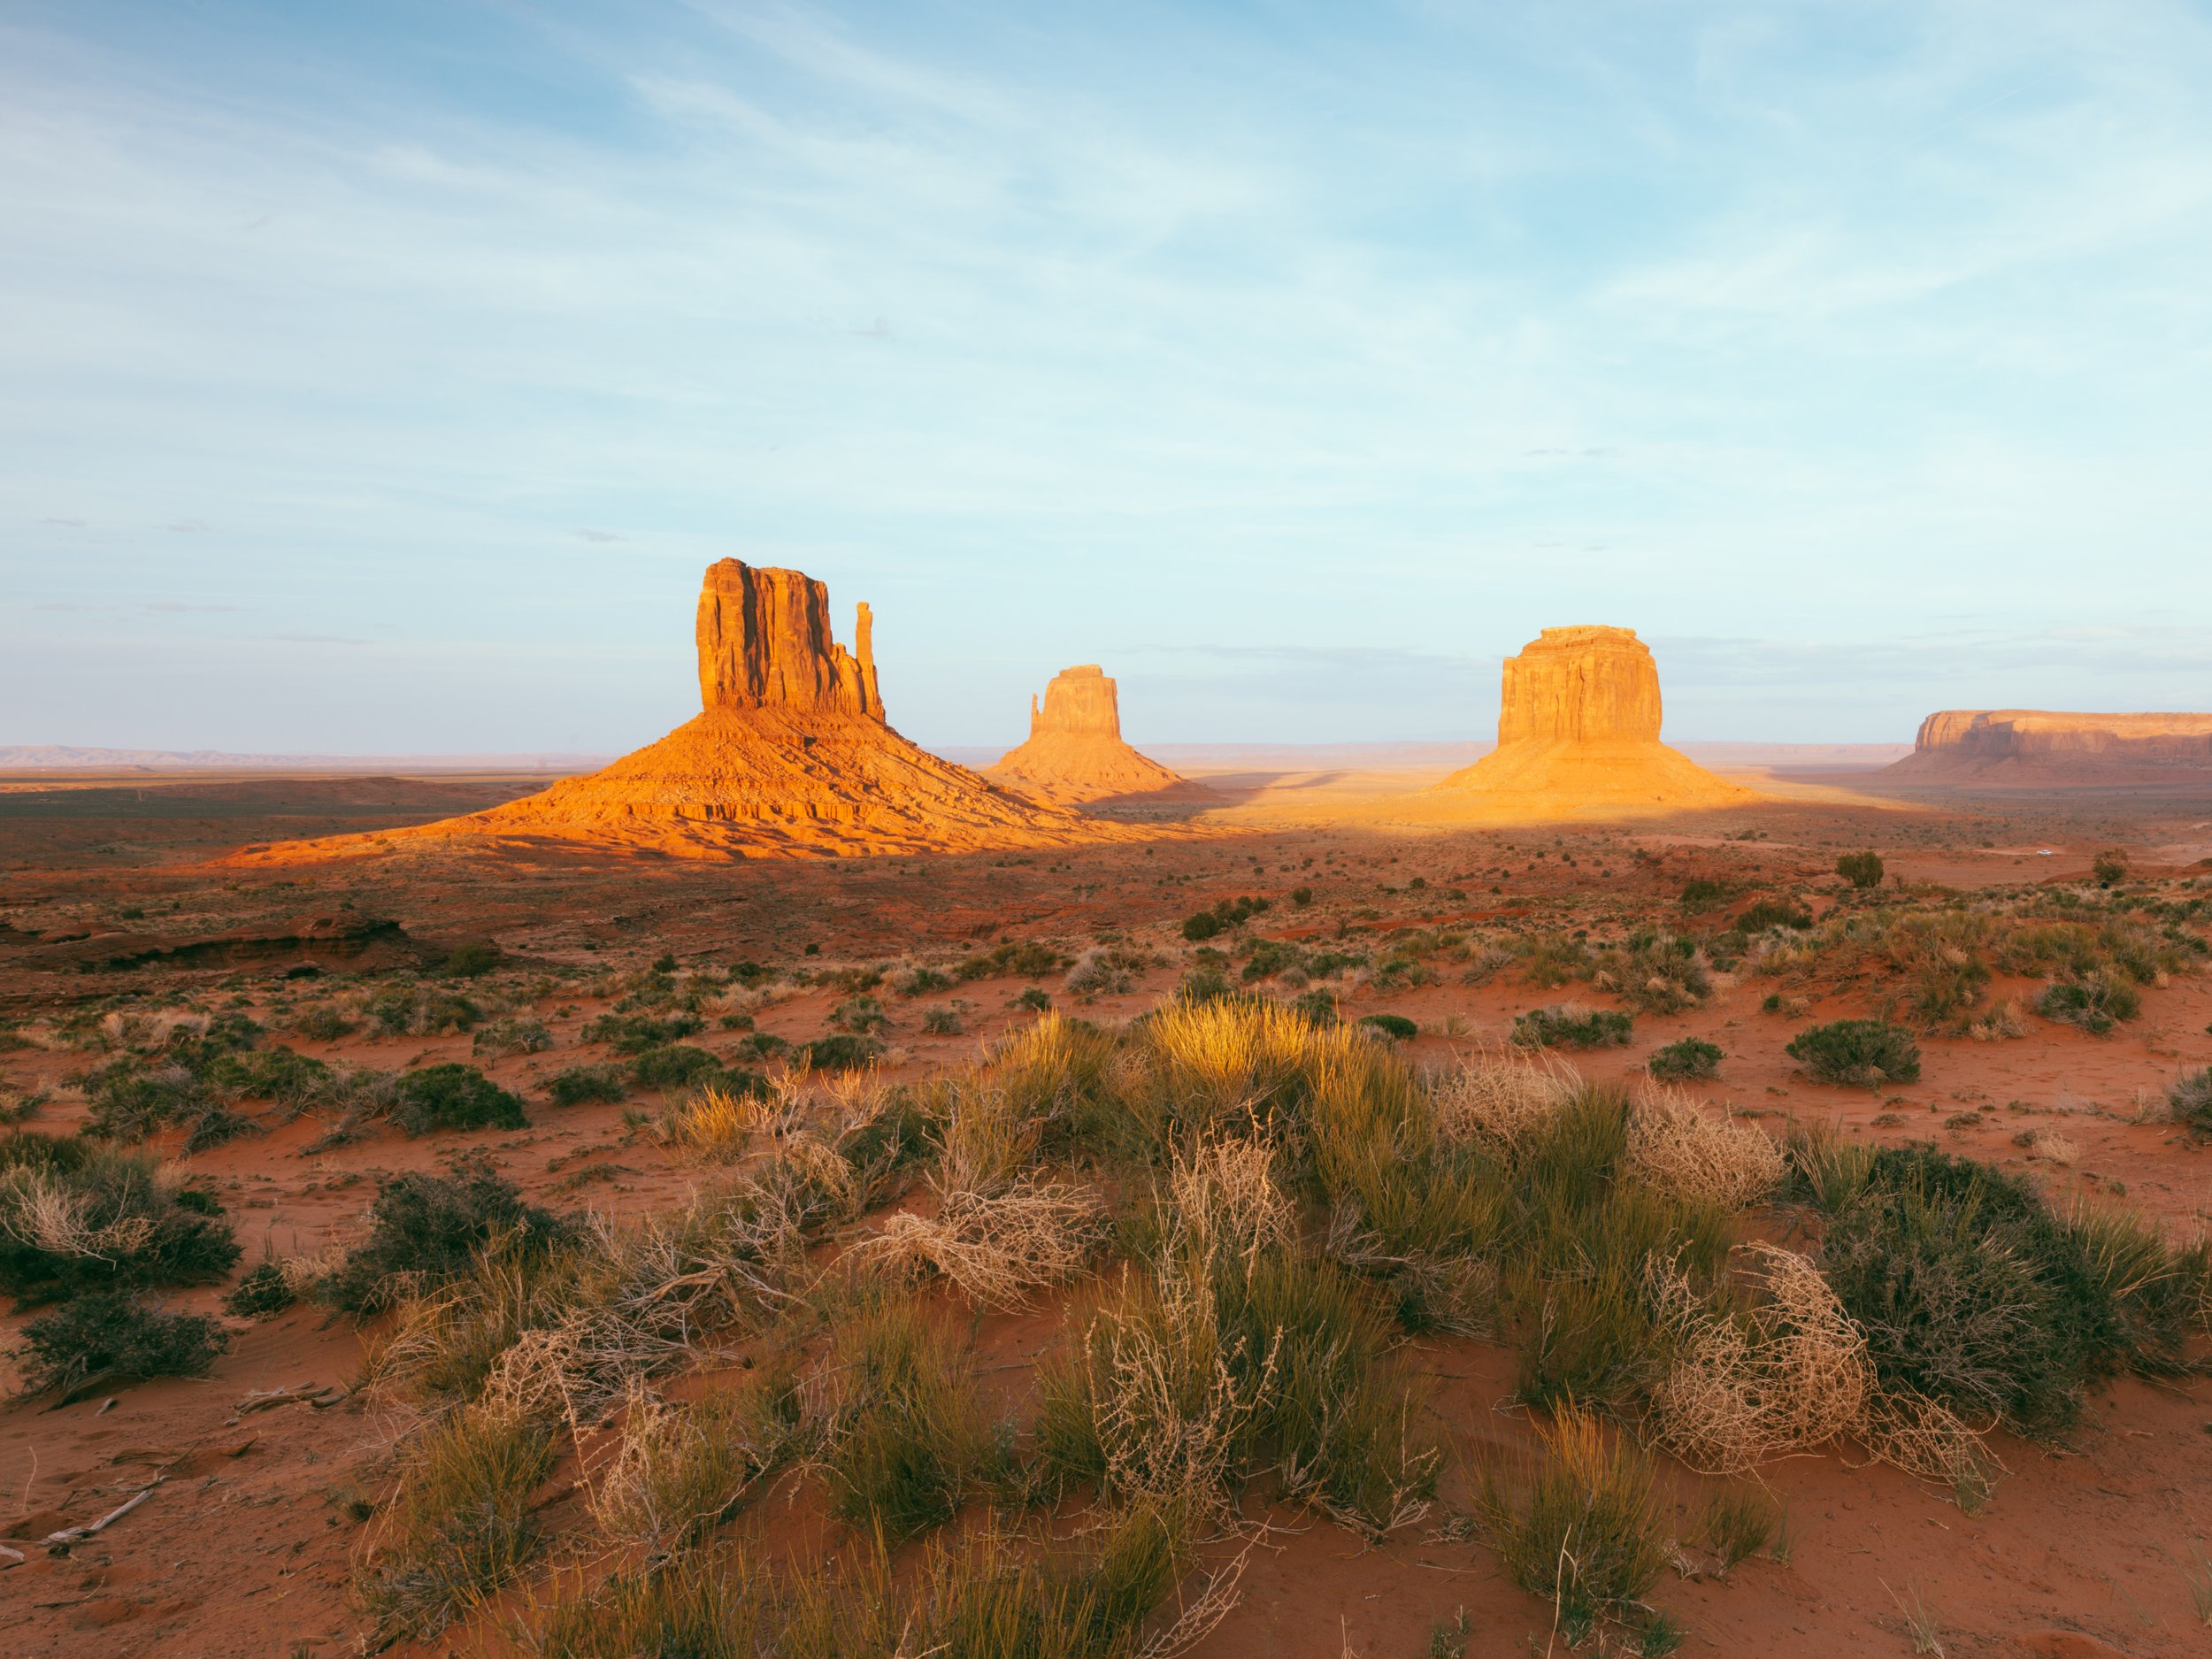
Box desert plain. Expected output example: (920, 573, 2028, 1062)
(3, 572, 2211, 1659)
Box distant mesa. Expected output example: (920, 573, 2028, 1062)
(242, 560, 1129, 862)
(1430, 625, 1752, 816)
(1887, 709, 2212, 784)
(986, 664, 1209, 807)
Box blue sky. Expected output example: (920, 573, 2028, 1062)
(4, 0, 2209, 753)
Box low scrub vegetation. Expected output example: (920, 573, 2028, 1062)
(309, 993, 2211, 1658)
(0, 1133, 240, 1302)
(1646, 1036, 1721, 1082)
(393, 1063, 528, 1134)
(1512, 1004, 1632, 1050)
(1784, 1018, 1921, 1087)
(12, 1290, 228, 1397)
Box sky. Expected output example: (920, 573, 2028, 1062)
(4, 0, 2210, 755)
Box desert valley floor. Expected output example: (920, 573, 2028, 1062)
(2, 755, 2210, 1658)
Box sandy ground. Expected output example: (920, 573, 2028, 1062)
(1, 759, 2209, 1655)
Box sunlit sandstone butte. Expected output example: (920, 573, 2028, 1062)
(244, 561, 1124, 861)
(985, 664, 1205, 806)
(1428, 625, 1751, 817)
(1885, 709, 2212, 784)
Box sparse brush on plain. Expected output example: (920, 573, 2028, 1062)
(1476, 1403, 1672, 1647)
(1646, 1037, 1722, 1082)
(0, 1133, 240, 1302)
(1647, 1245, 1870, 1474)
(588, 1369, 801, 1558)
(1809, 1144, 2148, 1440)
(392, 1062, 528, 1134)
(656, 1084, 764, 1162)
(1784, 1018, 1921, 1087)
(1700, 1484, 1780, 1578)
(12, 1290, 228, 1396)
(1432, 1047, 1575, 1150)
(1624, 1084, 1785, 1210)
(1966, 998, 2030, 1041)
(2037, 972, 2141, 1036)
(1512, 1003, 1633, 1050)
(2169, 1067, 2212, 1137)
(844, 1172, 1104, 1310)
(814, 1297, 1008, 1540)
(354, 1400, 557, 1641)
(323, 1156, 570, 1315)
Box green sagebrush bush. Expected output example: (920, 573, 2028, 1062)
(0, 1133, 240, 1303)
(393, 1063, 528, 1134)
(13, 1292, 228, 1396)
(1512, 1005, 1632, 1050)
(1784, 1018, 1920, 1087)
(321, 1156, 569, 1315)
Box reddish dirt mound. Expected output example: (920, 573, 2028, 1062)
(986, 664, 1210, 807)
(238, 562, 1137, 862)
(1426, 625, 1753, 818)
(1889, 708, 2212, 784)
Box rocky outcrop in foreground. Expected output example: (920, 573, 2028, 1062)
(986, 665, 1205, 807)
(1888, 709, 2212, 782)
(244, 562, 1133, 861)
(1430, 626, 1750, 818)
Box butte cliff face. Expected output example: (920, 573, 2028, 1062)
(985, 664, 1204, 807)
(1429, 626, 1749, 817)
(246, 561, 1125, 862)
(1887, 709, 2212, 783)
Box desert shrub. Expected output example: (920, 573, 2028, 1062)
(2091, 849, 2128, 885)
(1013, 987, 1053, 1014)
(1600, 933, 1710, 1015)
(818, 1300, 1007, 1540)
(393, 1063, 528, 1134)
(1647, 1037, 1721, 1082)
(1476, 1404, 1671, 1647)
(514, 1503, 1197, 1659)
(804, 1033, 881, 1071)
(589, 1369, 801, 1558)
(1179, 895, 1270, 943)
(321, 1158, 569, 1314)
(920, 1007, 964, 1036)
(896, 966, 952, 997)
(0, 1135, 241, 1302)
(580, 1011, 704, 1053)
(12, 1292, 228, 1396)
(955, 941, 1068, 981)
(442, 941, 503, 977)
(1701, 1486, 1779, 1578)
(1734, 898, 1811, 933)
(546, 1064, 630, 1106)
(656, 1085, 767, 1164)
(1172, 966, 1233, 1005)
(1810, 1145, 2133, 1436)
(1836, 852, 1885, 889)
(2037, 972, 2141, 1035)
(291, 1004, 359, 1041)
(472, 1018, 551, 1059)
(355, 1402, 556, 1641)
(202, 1043, 331, 1106)
(367, 983, 483, 1037)
(1512, 1004, 1632, 1050)
(1359, 1012, 1417, 1041)
(629, 1044, 729, 1089)
(1647, 1244, 1870, 1474)
(832, 995, 889, 1034)
(2171, 1068, 2212, 1137)
(1238, 937, 1305, 982)
(80, 1059, 232, 1146)
(1784, 1019, 1920, 1087)
(1624, 1086, 1783, 1209)
(1678, 879, 1732, 914)
(225, 1258, 296, 1318)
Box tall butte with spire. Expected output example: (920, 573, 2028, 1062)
(244, 559, 1121, 861)
(1429, 625, 1751, 816)
(986, 664, 1204, 806)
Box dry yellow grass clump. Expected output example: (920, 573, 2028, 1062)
(1624, 1082, 1786, 1209)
